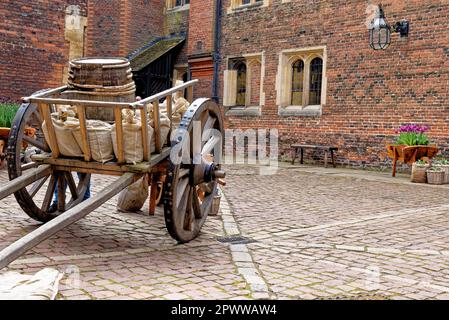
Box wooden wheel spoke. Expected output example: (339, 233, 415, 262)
(192, 187, 203, 219)
(67, 173, 90, 210)
(64, 172, 78, 201)
(202, 115, 217, 134)
(23, 135, 49, 151)
(202, 135, 220, 156)
(178, 168, 190, 179)
(183, 187, 195, 231)
(176, 177, 190, 208)
(28, 175, 50, 198)
(41, 174, 56, 212)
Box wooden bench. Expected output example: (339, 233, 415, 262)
(291, 144, 338, 168)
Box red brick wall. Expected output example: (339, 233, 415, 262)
(187, 0, 216, 98)
(187, 0, 215, 56)
(0, 0, 87, 101)
(220, 0, 449, 167)
(87, 0, 164, 57)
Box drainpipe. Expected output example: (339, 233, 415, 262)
(212, 0, 222, 103)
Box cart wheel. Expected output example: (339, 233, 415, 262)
(7, 98, 91, 223)
(164, 99, 225, 243)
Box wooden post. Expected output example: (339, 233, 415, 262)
(114, 106, 125, 163)
(140, 105, 150, 161)
(166, 95, 173, 142)
(149, 173, 160, 216)
(39, 103, 60, 158)
(77, 106, 91, 161)
(153, 100, 161, 154)
(0, 173, 137, 270)
(187, 86, 193, 104)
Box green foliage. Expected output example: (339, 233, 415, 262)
(415, 159, 428, 166)
(433, 159, 449, 165)
(427, 166, 444, 172)
(396, 132, 430, 146)
(0, 104, 19, 128)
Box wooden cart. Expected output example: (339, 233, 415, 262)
(0, 80, 225, 269)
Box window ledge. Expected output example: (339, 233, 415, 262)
(166, 4, 190, 13)
(225, 106, 262, 117)
(229, 2, 264, 14)
(278, 105, 322, 117)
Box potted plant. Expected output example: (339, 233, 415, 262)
(427, 166, 445, 185)
(411, 159, 429, 183)
(0, 103, 20, 169)
(433, 159, 449, 184)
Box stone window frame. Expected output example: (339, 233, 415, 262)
(227, 0, 270, 14)
(166, 0, 190, 12)
(276, 46, 327, 117)
(223, 52, 265, 117)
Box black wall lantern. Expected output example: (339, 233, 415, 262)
(369, 4, 409, 50)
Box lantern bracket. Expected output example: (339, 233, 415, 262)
(392, 20, 409, 37)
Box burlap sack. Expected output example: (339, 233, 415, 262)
(42, 113, 84, 157)
(73, 120, 114, 163)
(111, 110, 154, 164)
(117, 175, 149, 212)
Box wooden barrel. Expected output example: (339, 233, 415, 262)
(65, 57, 136, 121)
(68, 57, 133, 88)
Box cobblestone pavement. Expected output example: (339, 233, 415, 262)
(1, 163, 449, 300)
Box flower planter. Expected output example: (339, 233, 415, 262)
(434, 164, 449, 184)
(427, 170, 445, 185)
(386, 144, 439, 177)
(411, 163, 429, 183)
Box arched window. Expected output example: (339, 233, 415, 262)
(309, 57, 323, 105)
(235, 61, 247, 106)
(291, 60, 304, 105)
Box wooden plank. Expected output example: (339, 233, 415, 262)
(114, 106, 125, 163)
(0, 173, 138, 270)
(187, 86, 193, 104)
(77, 106, 91, 161)
(27, 97, 133, 108)
(22, 85, 68, 101)
(140, 104, 150, 161)
(0, 165, 52, 201)
(166, 95, 173, 142)
(39, 103, 60, 158)
(132, 79, 198, 107)
(153, 100, 161, 154)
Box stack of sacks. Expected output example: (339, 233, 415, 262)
(73, 120, 114, 163)
(111, 109, 155, 164)
(42, 107, 84, 158)
(43, 106, 115, 163)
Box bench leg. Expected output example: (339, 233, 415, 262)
(291, 148, 297, 165)
(300, 148, 304, 165)
(324, 151, 328, 168)
(331, 150, 336, 168)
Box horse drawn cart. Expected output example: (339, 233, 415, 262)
(0, 78, 225, 270)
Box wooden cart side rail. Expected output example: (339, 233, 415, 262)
(30, 147, 171, 175)
(23, 80, 198, 164)
(131, 79, 198, 107)
(22, 85, 68, 101)
(0, 173, 138, 270)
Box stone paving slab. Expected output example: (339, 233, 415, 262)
(1, 163, 449, 300)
